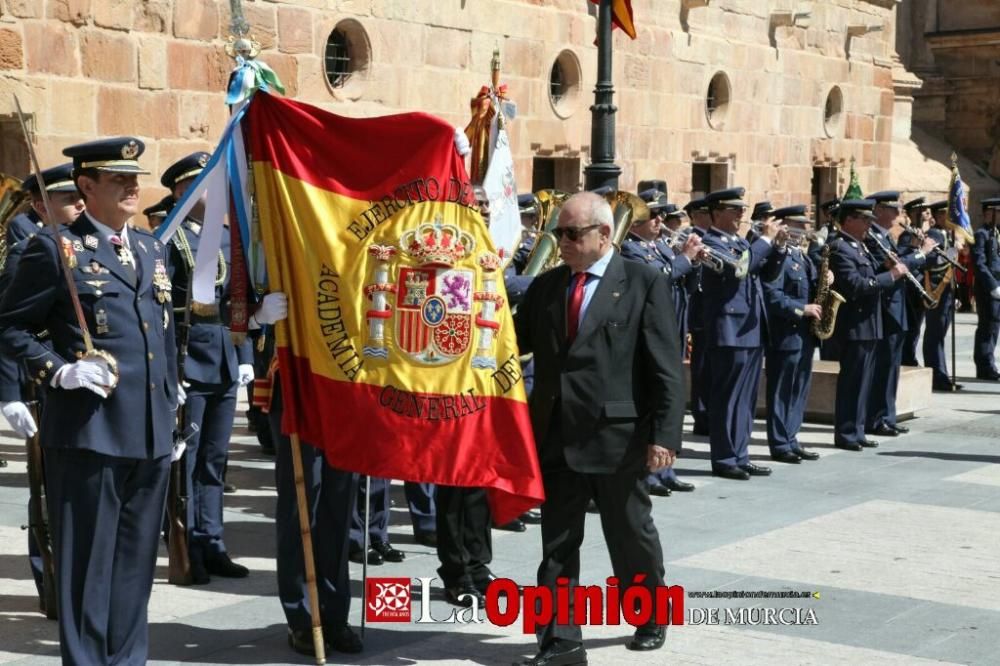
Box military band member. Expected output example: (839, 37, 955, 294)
(762, 206, 822, 464)
(142, 194, 174, 230)
(0, 137, 180, 665)
(923, 201, 962, 391)
(701, 187, 783, 480)
(163, 152, 254, 583)
(899, 198, 930, 367)
(972, 198, 1000, 380)
(685, 197, 712, 435)
(830, 200, 910, 451)
(750, 201, 775, 227)
(621, 190, 702, 495)
(863, 191, 932, 438)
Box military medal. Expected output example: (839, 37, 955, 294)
(84, 235, 98, 250)
(95, 309, 109, 335)
(72, 240, 84, 253)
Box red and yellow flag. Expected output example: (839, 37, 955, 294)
(247, 93, 543, 523)
(590, 0, 637, 39)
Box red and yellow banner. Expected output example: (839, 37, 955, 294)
(247, 93, 542, 523)
(590, 0, 637, 39)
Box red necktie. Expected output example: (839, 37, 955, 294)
(566, 271, 588, 343)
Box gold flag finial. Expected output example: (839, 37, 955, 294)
(491, 45, 501, 90)
(950, 151, 958, 169)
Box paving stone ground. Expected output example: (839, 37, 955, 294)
(1, 313, 997, 665)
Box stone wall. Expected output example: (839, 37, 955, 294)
(0, 0, 903, 212)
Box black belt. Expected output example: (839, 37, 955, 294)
(190, 313, 223, 325)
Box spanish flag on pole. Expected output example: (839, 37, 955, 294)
(590, 0, 637, 39)
(246, 93, 543, 523)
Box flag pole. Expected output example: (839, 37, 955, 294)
(225, 1, 325, 662)
(361, 474, 370, 638)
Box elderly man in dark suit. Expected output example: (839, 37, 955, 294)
(514, 191, 685, 666)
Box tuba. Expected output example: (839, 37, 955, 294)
(521, 189, 569, 276)
(810, 244, 846, 340)
(0, 174, 30, 273)
(605, 190, 649, 250)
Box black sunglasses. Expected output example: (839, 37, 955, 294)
(553, 224, 601, 241)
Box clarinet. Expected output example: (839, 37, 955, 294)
(866, 229, 938, 309)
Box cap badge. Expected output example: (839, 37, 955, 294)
(121, 141, 140, 160)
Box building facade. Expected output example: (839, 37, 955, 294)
(0, 0, 929, 216)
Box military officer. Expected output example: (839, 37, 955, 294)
(899, 198, 930, 366)
(143, 194, 174, 230)
(762, 206, 823, 464)
(0, 137, 180, 665)
(620, 190, 702, 495)
(829, 200, 909, 451)
(163, 152, 254, 583)
(701, 187, 783, 480)
(751, 201, 775, 225)
(923, 201, 962, 391)
(818, 196, 843, 363)
(349, 476, 406, 564)
(685, 197, 712, 435)
(863, 191, 933, 438)
(972, 198, 1000, 379)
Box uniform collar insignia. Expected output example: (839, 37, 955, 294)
(83, 235, 98, 250)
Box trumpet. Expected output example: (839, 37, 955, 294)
(785, 226, 827, 247)
(660, 226, 695, 252)
(701, 244, 750, 278)
(865, 229, 938, 309)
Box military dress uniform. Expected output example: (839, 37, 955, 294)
(0, 138, 178, 665)
(829, 201, 897, 449)
(922, 218, 957, 390)
(685, 199, 711, 435)
(863, 195, 926, 435)
(899, 198, 929, 366)
(762, 207, 821, 461)
(700, 188, 783, 477)
(163, 153, 253, 580)
(972, 198, 1000, 379)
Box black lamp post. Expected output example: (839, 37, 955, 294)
(583, 0, 622, 191)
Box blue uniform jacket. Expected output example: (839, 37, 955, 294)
(687, 227, 707, 333)
(863, 225, 926, 333)
(700, 228, 782, 348)
(0, 214, 179, 459)
(167, 219, 251, 386)
(762, 247, 817, 352)
(829, 235, 896, 342)
(973, 225, 1000, 294)
(620, 234, 692, 333)
(924, 227, 952, 290)
(6, 211, 42, 246)
(0, 238, 40, 401)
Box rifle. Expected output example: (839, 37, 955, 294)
(167, 261, 196, 585)
(21, 385, 56, 619)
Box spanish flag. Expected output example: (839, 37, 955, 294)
(590, 0, 637, 39)
(247, 93, 543, 523)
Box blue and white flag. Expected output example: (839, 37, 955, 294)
(946, 164, 974, 245)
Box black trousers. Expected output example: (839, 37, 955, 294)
(435, 485, 493, 588)
(535, 457, 665, 647)
(46, 448, 170, 666)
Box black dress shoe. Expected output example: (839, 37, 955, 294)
(647, 483, 672, 497)
(474, 573, 500, 596)
(325, 623, 363, 654)
(834, 441, 862, 451)
(521, 509, 542, 524)
(287, 628, 318, 656)
(189, 556, 211, 585)
(868, 424, 898, 437)
(692, 425, 710, 436)
(444, 583, 484, 607)
(414, 531, 438, 548)
(627, 624, 666, 651)
(371, 539, 405, 562)
(495, 518, 527, 532)
(860, 438, 880, 448)
(223, 483, 237, 494)
(712, 465, 750, 480)
(889, 424, 909, 434)
(976, 370, 1000, 380)
(516, 639, 587, 666)
(205, 553, 249, 578)
(740, 462, 772, 476)
(349, 546, 383, 566)
(770, 450, 801, 464)
(795, 448, 820, 461)
(664, 478, 695, 492)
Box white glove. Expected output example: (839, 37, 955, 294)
(237, 364, 255, 386)
(992, 286, 1000, 300)
(171, 440, 186, 463)
(51, 358, 115, 398)
(1, 401, 37, 438)
(252, 292, 288, 327)
(177, 383, 187, 406)
(454, 127, 471, 157)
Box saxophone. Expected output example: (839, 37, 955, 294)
(810, 244, 846, 340)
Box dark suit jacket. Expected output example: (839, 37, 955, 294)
(864, 224, 926, 334)
(0, 214, 178, 459)
(762, 248, 818, 352)
(514, 252, 685, 473)
(829, 235, 895, 342)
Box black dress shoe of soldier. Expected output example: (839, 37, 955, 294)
(325, 623, 363, 654)
(890, 424, 909, 434)
(795, 448, 820, 461)
(521, 509, 543, 524)
(834, 440, 862, 452)
(206, 553, 249, 578)
(860, 438, 880, 448)
(444, 583, 484, 607)
(770, 450, 801, 464)
(712, 465, 750, 480)
(976, 369, 1000, 380)
(868, 424, 898, 437)
(287, 628, 318, 656)
(189, 552, 210, 585)
(371, 539, 405, 562)
(516, 639, 587, 666)
(647, 483, 672, 497)
(627, 624, 666, 651)
(349, 545, 383, 566)
(665, 478, 695, 492)
(495, 518, 527, 532)
(739, 462, 772, 476)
